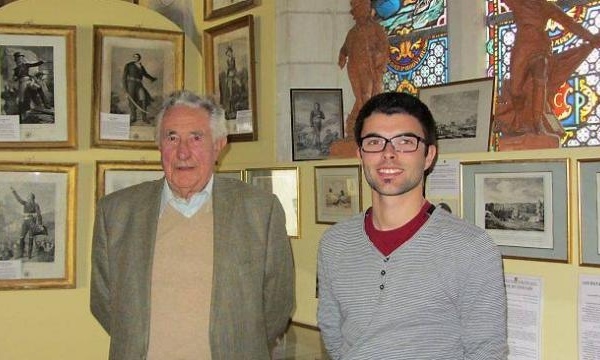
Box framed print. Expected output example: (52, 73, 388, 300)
(461, 159, 569, 262)
(92, 25, 184, 149)
(245, 167, 299, 238)
(204, 0, 256, 20)
(96, 161, 163, 201)
(314, 165, 362, 224)
(291, 88, 344, 161)
(0, 24, 76, 149)
(578, 159, 600, 266)
(215, 169, 243, 181)
(0, 162, 76, 290)
(204, 15, 257, 142)
(418, 77, 495, 154)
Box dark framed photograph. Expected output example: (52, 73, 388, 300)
(314, 165, 362, 224)
(95, 161, 163, 201)
(461, 159, 569, 262)
(0, 24, 77, 149)
(0, 162, 76, 290)
(578, 158, 600, 266)
(418, 77, 495, 154)
(245, 167, 299, 238)
(291, 88, 344, 161)
(204, 0, 256, 20)
(91, 25, 184, 149)
(204, 15, 257, 142)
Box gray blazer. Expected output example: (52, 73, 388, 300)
(90, 177, 294, 360)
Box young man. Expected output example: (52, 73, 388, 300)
(317, 92, 508, 359)
(90, 90, 294, 359)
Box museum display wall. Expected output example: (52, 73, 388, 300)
(0, 0, 598, 359)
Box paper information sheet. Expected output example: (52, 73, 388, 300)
(425, 158, 460, 198)
(0, 115, 20, 141)
(579, 275, 600, 360)
(505, 274, 543, 360)
(100, 112, 131, 140)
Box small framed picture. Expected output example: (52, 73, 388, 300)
(0, 24, 77, 149)
(291, 88, 344, 161)
(418, 77, 495, 153)
(95, 161, 163, 201)
(204, 15, 257, 142)
(245, 167, 299, 238)
(91, 25, 184, 149)
(461, 158, 569, 262)
(314, 165, 362, 224)
(578, 158, 600, 266)
(0, 162, 77, 290)
(204, 0, 256, 20)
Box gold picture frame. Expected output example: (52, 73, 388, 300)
(95, 160, 163, 202)
(204, 0, 256, 20)
(91, 25, 184, 149)
(245, 167, 300, 238)
(0, 24, 77, 149)
(204, 15, 257, 142)
(0, 162, 77, 290)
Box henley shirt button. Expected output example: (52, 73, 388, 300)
(384, 257, 390, 262)
(379, 284, 384, 290)
(381, 270, 386, 275)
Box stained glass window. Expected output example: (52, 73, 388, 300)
(486, 0, 600, 147)
(374, 0, 449, 94)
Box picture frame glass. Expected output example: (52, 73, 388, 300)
(0, 25, 76, 148)
(461, 159, 569, 262)
(314, 165, 362, 224)
(96, 161, 162, 201)
(204, 16, 256, 142)
(245, 168, 299, 237)
(578, 159, 600, 266)
(0, 164, 76, 289)
(93, 26, 184, 148)
(291, 89, 344, 161)
(419, 77, 495, 154)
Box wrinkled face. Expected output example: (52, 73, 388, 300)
(159, 105, 227, 200)
(357, 112, 436, 198)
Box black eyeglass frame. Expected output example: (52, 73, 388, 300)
(358, 133, 427, 153)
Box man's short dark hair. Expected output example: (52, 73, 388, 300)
(354, 92, 438, 148)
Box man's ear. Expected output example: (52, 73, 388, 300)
(425, 144, 437, 173)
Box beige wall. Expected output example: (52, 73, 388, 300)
(0, 1, 598, 359)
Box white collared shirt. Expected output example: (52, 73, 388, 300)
(159, 176, 214, 218)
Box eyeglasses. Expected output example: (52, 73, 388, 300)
(359, 133, 426, 153)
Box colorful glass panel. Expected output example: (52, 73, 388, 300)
(375, 0, 449, 94)
(486, 0, 600, 147)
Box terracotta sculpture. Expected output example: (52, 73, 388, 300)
(495, 0, 600, 149)
(330, 0, 389, 157)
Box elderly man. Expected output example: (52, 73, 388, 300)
(90, 90, 294, 359)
